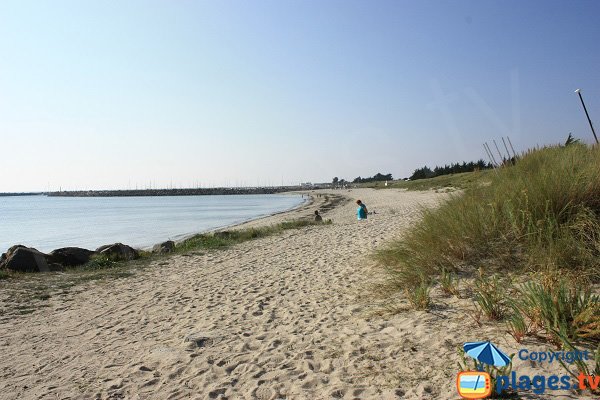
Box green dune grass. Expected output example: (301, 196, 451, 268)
(376, 144, 600, 293)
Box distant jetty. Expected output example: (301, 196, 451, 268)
(0, 193, 43, 197)
(46, 187, 305, 197)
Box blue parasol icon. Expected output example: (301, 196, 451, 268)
(463, 341, 510, 367)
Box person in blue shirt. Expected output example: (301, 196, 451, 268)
(356, 200, 368, 220)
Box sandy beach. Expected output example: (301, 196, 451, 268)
(0, 188, 595, 399)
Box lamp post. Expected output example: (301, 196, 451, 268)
(575, 89, 599, 144)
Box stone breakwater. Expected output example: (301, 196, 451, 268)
(47, 186, 307, 197)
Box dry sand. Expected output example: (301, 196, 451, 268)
(0, 188, 596, 399)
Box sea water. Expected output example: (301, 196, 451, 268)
(0, 194, 304, 253)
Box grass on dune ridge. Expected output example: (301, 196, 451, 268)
(376, 144, 600, 295)
(361, 170, 492, 191)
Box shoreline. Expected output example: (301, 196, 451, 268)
(1, 193, 311, 257)
(213, 191, 350, 237)
(168, 192, 316, 249)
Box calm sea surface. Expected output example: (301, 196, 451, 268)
(0, 194, 304, 253)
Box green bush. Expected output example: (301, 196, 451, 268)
(506, 310, 529, 344)
(83, 254, 120, 270)
(556, 336, 599, 394)
(517, 279, 600, 343)
(406, 281, 431, 310)
(473, 275, 508, 321)
(440, 268, 460, 296)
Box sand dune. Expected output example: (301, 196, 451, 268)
(0, 189, 594, 399)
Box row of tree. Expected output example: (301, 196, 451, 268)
(331, 161, 492, 185)
(352, 173, 393, 183)
(332, 173, 393, 185)
(409, 160, 493, 181)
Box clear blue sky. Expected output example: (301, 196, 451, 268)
(1, 0, 599, 191)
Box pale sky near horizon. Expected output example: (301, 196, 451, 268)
(1, 0, 599, 192)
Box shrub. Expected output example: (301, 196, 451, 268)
(440, 268, 460, 296)
(406, 281, 431, 310)
(516, 279, 600, 344)
(505, 307, 529, 344)
(473, 275, 508, 321)
(556, 335, 600, 395)
(83, 254, 120, 270)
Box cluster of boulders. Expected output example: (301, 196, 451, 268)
(0, 239, 178, 273)
(0, 243, 137, 273)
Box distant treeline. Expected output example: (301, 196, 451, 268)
(332, 173, 393, 185)
(352, 173, 393, 183)
(410, 160, 493, 181)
